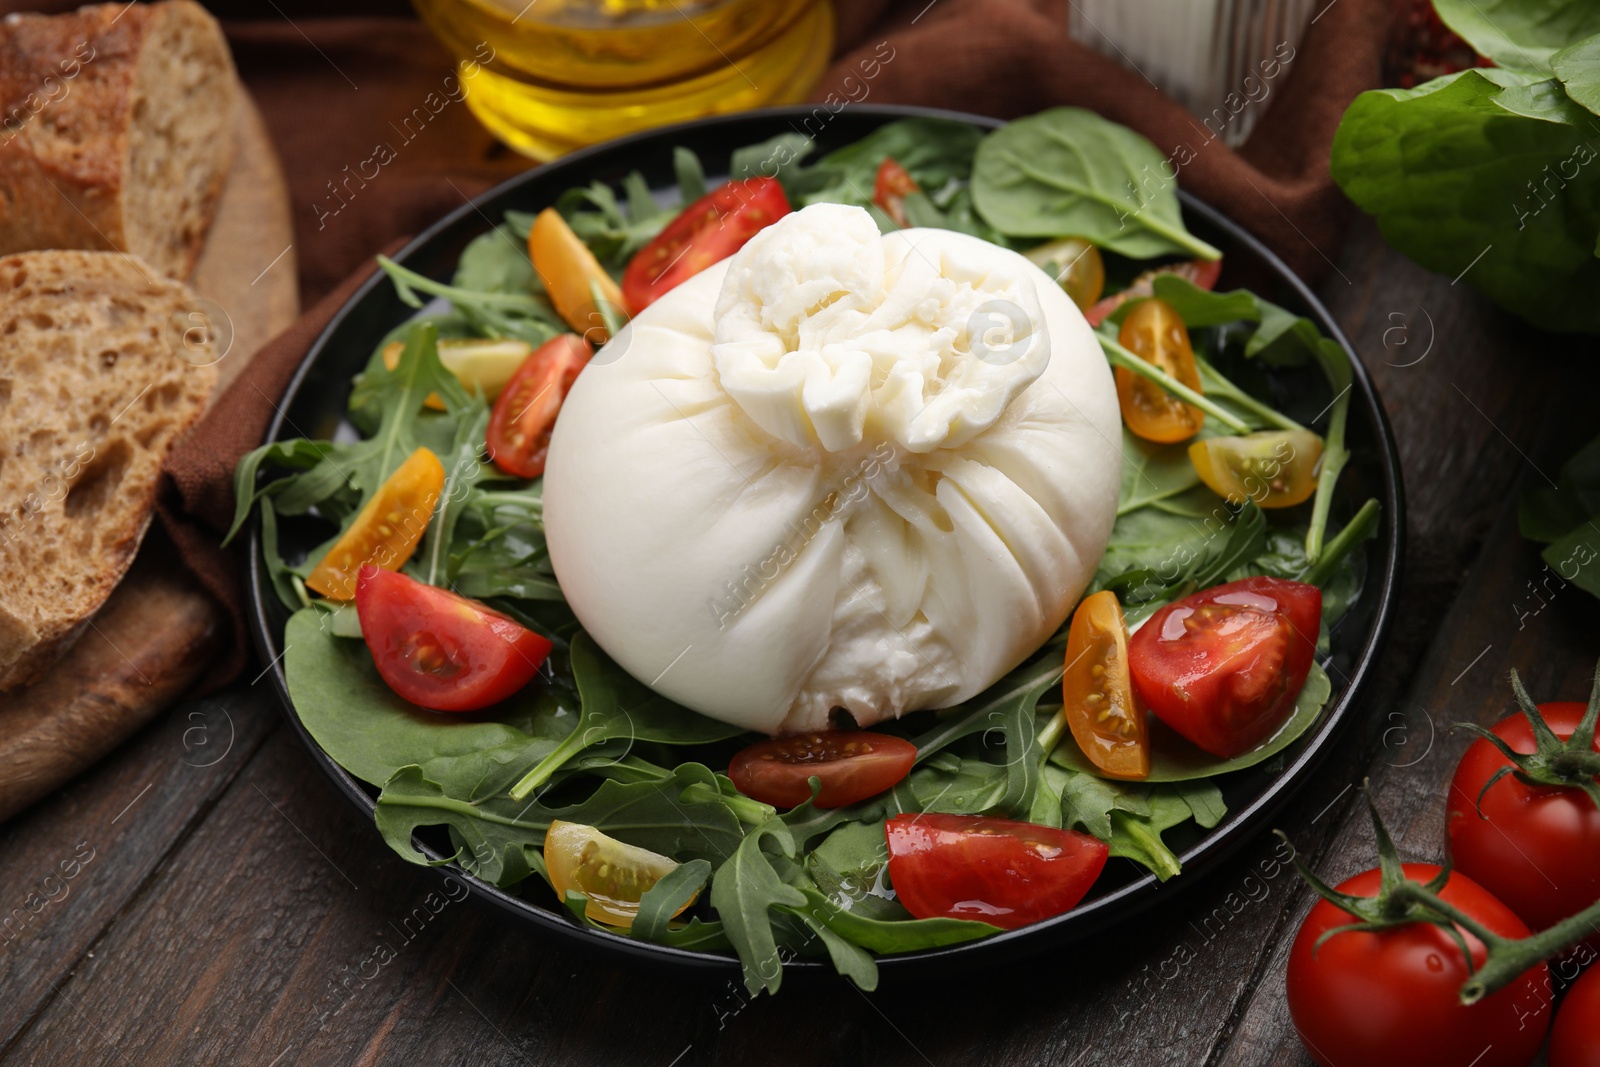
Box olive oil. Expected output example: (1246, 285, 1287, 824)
(414, 0, 835, 159)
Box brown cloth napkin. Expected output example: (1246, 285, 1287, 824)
(145, 0, 1391, 693)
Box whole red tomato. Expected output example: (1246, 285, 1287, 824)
(1287, 864, 1549, 1067)
(1447, 702, 1600, 932)
(1550, 958, 1600, 1067)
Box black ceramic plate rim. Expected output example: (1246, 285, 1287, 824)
(247, 104, 1405, 978)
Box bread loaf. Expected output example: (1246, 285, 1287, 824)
(0, 250, 216, 691)
(0, 1, 238, 280)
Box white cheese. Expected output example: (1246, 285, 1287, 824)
(542, 203, 1121, 734)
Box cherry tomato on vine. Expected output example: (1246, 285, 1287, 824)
(1189, 429, 1325, 509)
(486, 333, 592, 479)
(1024, 236, 1106, 312)
(621, 176, 790, 313)
(728, 731, 916, 809)
(1055, 590, 1148, 779)
(872, 157, 919, 228)
(355, 566, 552, 712)
(1446, 701, 1600, 934)
(1129, 576, 1320, 758)
(544, 821, 693, 929)
(1287, 864, 1549, 1067)
(884, 813, 1108, 929)
(1116, 297, 1206, 443)
(1550, 957, 1600, 1067)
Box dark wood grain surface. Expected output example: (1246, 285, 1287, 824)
(2, 216, 1596, 1066)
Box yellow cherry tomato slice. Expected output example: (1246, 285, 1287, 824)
(381, 337, 534, 411)
(528, 207, 625, 345)
(305, 447, 445, 600)
(1189, 430, 1325, 508)
(544, 820, 693, 929)
(1055, 590, 1149, 780)
(1115, 298, 1206, 444)
(1024, 237, 1106, 312)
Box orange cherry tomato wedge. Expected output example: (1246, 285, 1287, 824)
(544, 821, 692, 929)
(621, 176, 791, 314)
(305, 446, 445, 600)
(885, 813, 1109, 929)
(1189, 430, 1325, 508)
(486, 333, 591, 479)
(1116, 297, 1206, 444)
(1085, 257, 1223, 327)
(1024, 237, 1106, 312)
(1053, 590, 1149, 780)
(872, 157, 919, 228)
(728, 731, 916, 809)
(529, 207, 625, 345)
(354, 565, 552, 712)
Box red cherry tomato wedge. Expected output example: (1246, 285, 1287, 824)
(1287, 864, 1549, 1067)
(1085, 257, 1224, 327)
(872, 157, 919, 228)
(1446, 701, 1600, 933)
(884, 813, 1108, 929)
(1129, 576, 1321, 758)
(1551, 959, 1600, 1067)
(728, 731, 915, 809)
(621, 176, 791, 314)
(355, 566, 552, 712)
(486, 333, 592, 479)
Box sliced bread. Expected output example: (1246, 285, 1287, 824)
(0, 250, 217, 691)
(0, 0, 239, 279)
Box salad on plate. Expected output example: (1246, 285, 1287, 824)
(231, 108, 1380, 995)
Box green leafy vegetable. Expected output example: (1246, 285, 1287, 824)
(1521, 429, 1600, 599)
(971, 107, 1221, 260)
(1433, 0, 1600, 74)
(711, 820, 809, 996)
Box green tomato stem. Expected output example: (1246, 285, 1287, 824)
(1098, 336, 1252, 434)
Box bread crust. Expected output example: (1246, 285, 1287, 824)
(0, 250, 217, 690)
(0, 1, 238, 279)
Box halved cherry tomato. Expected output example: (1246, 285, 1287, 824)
(1116, 298, 1206, 444)
(1551, 959, 1600, 1067)
(1446, 702, 1600, 935)
(1189, 430, 1325, 508)
(1024, 237, 1106, 312)
(354, 565, 552, 712)
(621, 176, 791, 314)
(1129, 576, 1321, 758)
(872, 157, 919, 228)
(1085, 257, 1224, 327)
(1053, 590, 1149, 779)
(529, 208, 625, 344)
(728, 731, 915, 809)
(306, 447, 445, 600)
(1287, 864, 1549, 1067)
(486, 333, 592, 479)
(382, 337, 533, 411)
(544, 820, 693, 929)
(884, 813, 1108, 929)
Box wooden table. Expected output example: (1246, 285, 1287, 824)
(2, 217, 1596, 1066)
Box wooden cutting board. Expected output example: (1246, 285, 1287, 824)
(0, 89, 297, 823)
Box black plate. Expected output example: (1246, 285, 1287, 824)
(247, 105, 1404, 979)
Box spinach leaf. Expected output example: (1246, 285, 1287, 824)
(710, 820, 809, 996)
(1552, 34, 1600, 115)
(1049, 662, 1333, 782)
(453, 223, 536, 295)
(792, 118, 985, 231)
(1096, 501, 1267, 622)
(1433, 0, 1600, 75)
(508, 633, 748, 800)
(1332, 69, 1600, 334)
(1521, 431, 1600, 543)
(971, 107, 1221, 260)
(805, 820, 903, 922)
(1540, 518, 1600, 598)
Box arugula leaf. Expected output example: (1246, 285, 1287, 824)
(1049, 662, 1333, 782)
(552, 179, 670, 272)
(629, 859, 712, 942)
(1052, 768, 1225, 881)
(792, 118, 985, 232)
(971, 107, 1221, 260)
(1332, 69, 1600, 334)
(1433, 0, 1600, 75)
(790, 887, 998, 955)
(673, 146, 708, 203)
(508, 633, 748, 800)
(378, 256, 565, 346)
(453, 223, 537, 295)
(710, 820, 809, 996)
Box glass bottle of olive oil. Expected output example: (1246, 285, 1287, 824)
(414, 0, 835, 159)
